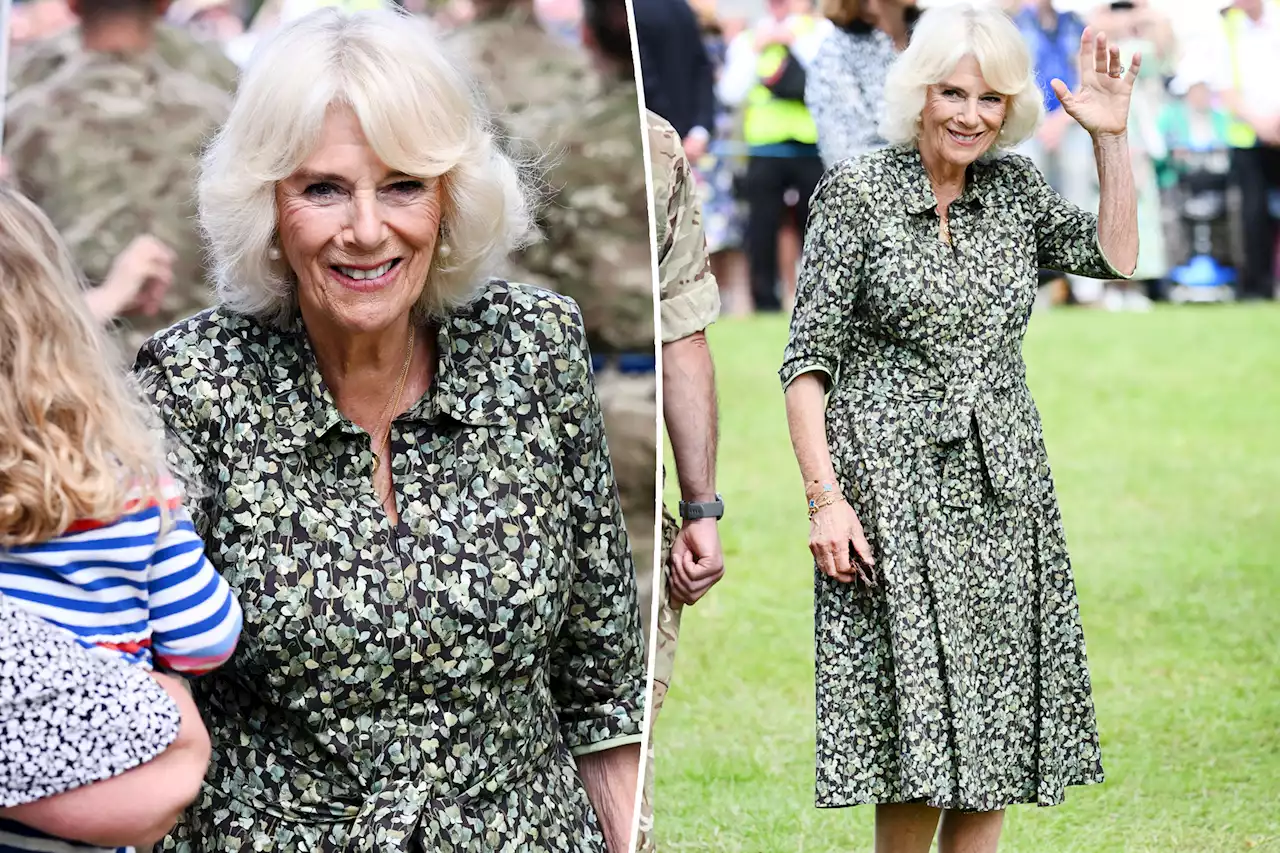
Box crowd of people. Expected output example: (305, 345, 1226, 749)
(637, 0, 1280, 314)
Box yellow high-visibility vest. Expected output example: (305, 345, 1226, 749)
(742, 16, 819, 147)
(1223, 2, 1280, 149)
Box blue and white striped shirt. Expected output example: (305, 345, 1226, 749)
(0, 479, 241, 853)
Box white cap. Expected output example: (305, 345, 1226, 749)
(1169, 58, 1217, 95)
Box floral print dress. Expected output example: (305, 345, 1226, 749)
(134, 281, 646, 851)
(780, 146, 1119, 811)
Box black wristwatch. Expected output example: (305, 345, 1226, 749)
(678, 494, 725, 521)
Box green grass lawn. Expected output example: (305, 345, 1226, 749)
(656, 305, 1280, 853)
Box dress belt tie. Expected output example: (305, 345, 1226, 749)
(840, 358, 1030, 509)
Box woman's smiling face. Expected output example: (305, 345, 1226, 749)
(919, 54, 1008, 171)
(274, 104, 444, 336)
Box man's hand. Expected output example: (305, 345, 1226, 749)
(669, 518, 724, 606)
(105, 235, 175, 317)
(682, 133, 708, 163)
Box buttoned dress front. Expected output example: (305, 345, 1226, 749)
(781, 145, 1121, 811)
(135, 281, 646, 852)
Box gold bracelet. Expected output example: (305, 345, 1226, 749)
(807, 489, 845, 519)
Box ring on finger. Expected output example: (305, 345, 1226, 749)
(1109, 66, 1125, 78)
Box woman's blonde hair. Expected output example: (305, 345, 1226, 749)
(200, 7, 537, 326)
(879, 2, 1044, 150)
(0, 185, 165, 546)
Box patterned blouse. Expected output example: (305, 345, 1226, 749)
(0, 593, 180, 851)
(805, 26, 899, 169)
(134, 281, 646, 852)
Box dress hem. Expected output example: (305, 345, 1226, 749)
(814, 772, 1105, 812)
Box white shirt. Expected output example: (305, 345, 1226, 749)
(1209, 3, 1280, 116)
(716, 14, 833, 108)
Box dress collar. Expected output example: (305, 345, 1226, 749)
(268, 292, 513, 450)
(892, 144, 998, 216)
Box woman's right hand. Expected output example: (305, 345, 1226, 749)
(809, 499, 875, 585)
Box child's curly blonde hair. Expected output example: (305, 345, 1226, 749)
(0, 183, 165, 546)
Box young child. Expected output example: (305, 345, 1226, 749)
(0, 184, 242, 852)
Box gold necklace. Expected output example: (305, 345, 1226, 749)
(371, 324, 415, 476)
(939, 213, 952, 246)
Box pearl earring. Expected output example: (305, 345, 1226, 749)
(268, 246, 282, 261)
(437, 242, 452, 259)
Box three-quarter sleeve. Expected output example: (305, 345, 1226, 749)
(133, 336, 215, 538)
(779, 165, 864, 393)
(550, 306, 647, 756)
(1020, 154, 1131, 281)
(0, 594, 180, 808)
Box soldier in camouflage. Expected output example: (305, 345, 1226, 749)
(637, 110, 726, 852)
(446, 0, 600, 157)
(3, 0, 233, 358)
(8, 8, 239, 96)
(509, 0, 659, 640)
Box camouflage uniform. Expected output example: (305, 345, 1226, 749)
(7, 22, 239, 96)
(636, 111, 721, 853)
(4, 49, 232, 358)
(507, 61, 658, 643)
(446, 4, 600, 155)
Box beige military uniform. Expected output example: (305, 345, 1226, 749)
(637, 111, 721, 853)
(8, 22, 239, 96)
(446, 5, 600, 156)
(4, 49, 232, 358)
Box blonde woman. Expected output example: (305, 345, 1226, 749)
(782, 5, 1138, 851)
(134, 8, 646, 851)
(0, 185, 241, 853)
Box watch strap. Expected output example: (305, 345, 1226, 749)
(679, 495, 725, 520)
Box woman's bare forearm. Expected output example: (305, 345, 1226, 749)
(785, 372, 837, 488)
(1094, 131, 1139, 276)
(576, 743, 641, 852)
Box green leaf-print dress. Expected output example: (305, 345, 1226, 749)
(781, 145, 1122, 811)
(136, 281, 646, 851)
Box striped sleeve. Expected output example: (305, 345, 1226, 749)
(147, 482, 242, 675)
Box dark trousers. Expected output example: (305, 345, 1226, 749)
(1230, 145, 1280, 299)
(743, 153, 825, 311)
